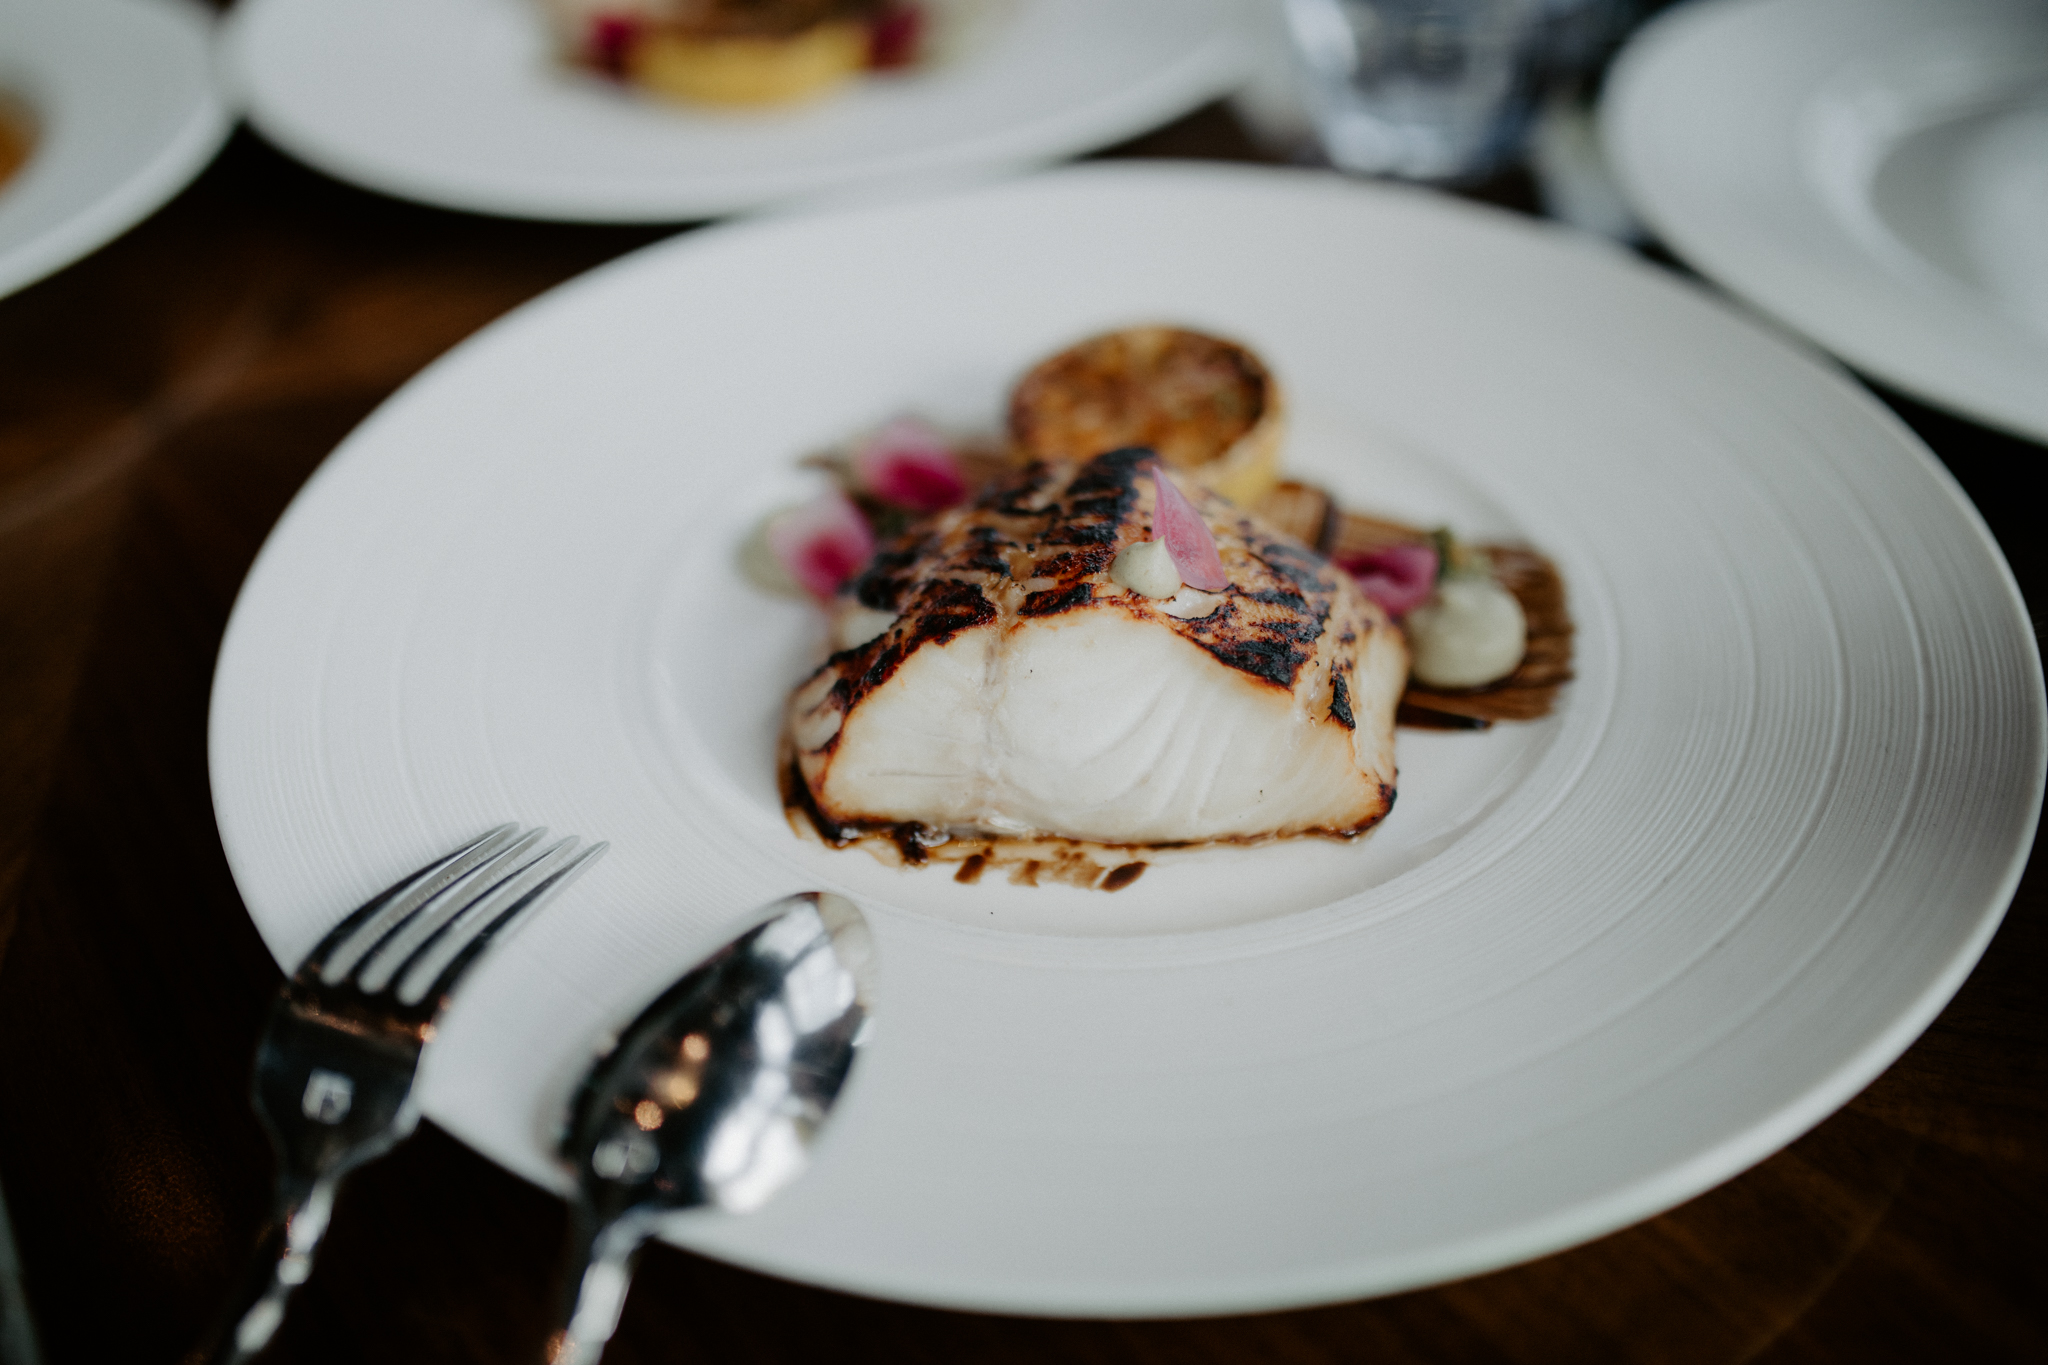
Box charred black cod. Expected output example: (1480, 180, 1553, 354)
(786, 448, 1406, 850)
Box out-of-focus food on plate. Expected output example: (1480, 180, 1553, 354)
(0, 94, 33, 192)
(745, 325, 1574, 885)
(549, 0, 924, 106)
(1010, 326, 1285, 509)
(783, 448, 1406, 887)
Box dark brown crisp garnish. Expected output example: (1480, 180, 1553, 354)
(1402, 545, 1574, 723)
(1255, 488, 1575, 726)
(1255, 480, 1338, 552)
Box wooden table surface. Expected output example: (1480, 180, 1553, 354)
(1, 102, 2042, 1365)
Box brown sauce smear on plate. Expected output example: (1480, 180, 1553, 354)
(780, 753, 1150, 890)
(779, 752, 1383, 892)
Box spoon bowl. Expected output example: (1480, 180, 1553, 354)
(548, 891, 874, 1364)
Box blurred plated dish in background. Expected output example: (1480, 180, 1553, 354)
(0, 0, 229, 300)
(222, 0, 1249, 221)
(547, 0, 933, 108)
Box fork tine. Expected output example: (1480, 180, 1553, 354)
(303, 824, 520, 984)
(396, 840, 609, 1008)
(369, 834, 574, 998)
(349, 827, 552, 993)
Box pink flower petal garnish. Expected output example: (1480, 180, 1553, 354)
(1150, 463, 1228, 592)
(767, 490, 876, 601)
(585, 13, 643, 77)
(867, 2, 923, 68)
(1339, 543, 1439, 616)
(851, 417, 969, 513)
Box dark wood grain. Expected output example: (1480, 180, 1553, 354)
(1, 107, 2042, 1365)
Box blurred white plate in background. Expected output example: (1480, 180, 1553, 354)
(1604, 0, 2048, 443)
(210, 164, 2041, 1314)
(0, 0, 229, 299)
(223, 0, 1248, 222)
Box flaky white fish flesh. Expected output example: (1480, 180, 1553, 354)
(786, 448, 1406, 847)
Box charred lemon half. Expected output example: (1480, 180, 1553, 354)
(1008, 326, 1285, 508)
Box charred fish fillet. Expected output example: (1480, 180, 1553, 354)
(786, 447, 1406, 849)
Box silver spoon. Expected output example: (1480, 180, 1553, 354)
(545, 892, 875, 1365)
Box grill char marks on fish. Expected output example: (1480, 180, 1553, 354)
(787, 449, 1407, 849)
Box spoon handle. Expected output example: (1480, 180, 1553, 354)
(545, 1208, 651, 1365)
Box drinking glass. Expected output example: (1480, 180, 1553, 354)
(1283, 0, 1547, 183)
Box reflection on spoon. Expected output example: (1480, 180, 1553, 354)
(547, 892, 875, 1364)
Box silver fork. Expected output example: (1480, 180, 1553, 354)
(202, 824, 606, 1365)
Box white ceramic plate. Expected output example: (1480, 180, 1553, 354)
(221, 0, 1248, 222)
(209, 164, 2043, 1315)
(0, 0, 230, 300)
(1602, 0, 2048, 444)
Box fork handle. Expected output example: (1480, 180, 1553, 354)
(197, 1177, 337, 1365)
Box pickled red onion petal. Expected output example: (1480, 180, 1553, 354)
(1339, 543, 1439, 616)
(851, 417, 970, 512)
(1150, 463, 1228, 591)
(767, 490, 876, 600)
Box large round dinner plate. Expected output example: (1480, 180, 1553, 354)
(209, 164, 2043, 1315)
(1602, 0, 2048, 444)
(0, 0, 230, 300)
(221, 0, 1247, 222)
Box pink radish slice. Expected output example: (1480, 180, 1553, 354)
(1339, 543, 1439, 616)
(1150, 463, 1228, 591)
(767, 490, 876, 600)
(851, 417, 970, 512)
